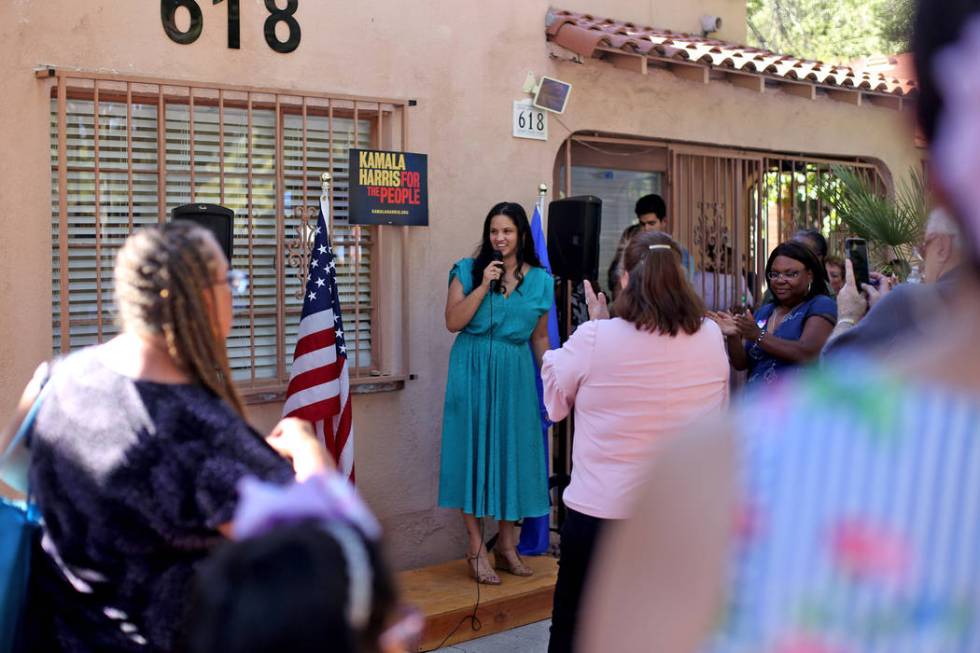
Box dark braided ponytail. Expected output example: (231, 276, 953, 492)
(114, 222, 246, 416)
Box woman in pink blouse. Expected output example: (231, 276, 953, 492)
(542, 230, 729, 653)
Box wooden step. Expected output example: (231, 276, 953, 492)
(398, 555, 558, 651)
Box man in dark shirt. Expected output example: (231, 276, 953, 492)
(634, 194, 694, 278)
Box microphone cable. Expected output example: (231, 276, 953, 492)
(433, 259, 502, 649)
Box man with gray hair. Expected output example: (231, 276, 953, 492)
(920, 207, 963, 282)
(822, 207, 964, 359)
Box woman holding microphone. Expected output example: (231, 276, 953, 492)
(438, 201, 554, 585)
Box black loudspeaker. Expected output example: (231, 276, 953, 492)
(547, 195, 602, 281)
(171, 203, 234, 261)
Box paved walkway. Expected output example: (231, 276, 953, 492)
(432, 619, 550, 652)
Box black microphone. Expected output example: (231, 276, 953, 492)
(489, 251, 503, 294)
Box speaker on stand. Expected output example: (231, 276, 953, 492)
(546, 195, 602, 528)
(171, 203, 235, 261)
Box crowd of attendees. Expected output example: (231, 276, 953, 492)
(2, 0, 979, 651)
(579, 0, 980, 651)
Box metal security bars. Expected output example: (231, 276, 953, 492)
(556, 135, 884, 311)
(670, 147, 883, 310)
(669, 148, 762, 312)
(758, 155, 885, 257)
(48, 71, 407, 394)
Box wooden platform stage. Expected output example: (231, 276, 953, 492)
(398, 555, 558, 651)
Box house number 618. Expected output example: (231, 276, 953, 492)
(161, 0, 301, 53)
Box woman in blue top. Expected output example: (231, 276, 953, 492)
(439, 202, 554, 585)
(714, 241, 836, 387)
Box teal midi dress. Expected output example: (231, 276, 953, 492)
(438, 258, 554, 521)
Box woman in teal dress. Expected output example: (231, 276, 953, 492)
(440, 201, 554, 585)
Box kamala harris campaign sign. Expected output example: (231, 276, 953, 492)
(348, 149, 428, 226)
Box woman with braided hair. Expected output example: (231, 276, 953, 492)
(4, 222, 328, 652)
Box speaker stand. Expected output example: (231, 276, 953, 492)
(550, 277, 575, 530)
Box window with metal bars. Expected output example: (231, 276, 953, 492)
(49, 74, 404, 395)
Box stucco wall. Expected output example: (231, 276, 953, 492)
(0, 0, 920, 569)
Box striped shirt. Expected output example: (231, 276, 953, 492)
(706, 362, 980, 653)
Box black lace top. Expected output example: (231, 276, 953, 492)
(26, 346, 293, 652)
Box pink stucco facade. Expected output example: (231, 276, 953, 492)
(0, 0, 920, 568)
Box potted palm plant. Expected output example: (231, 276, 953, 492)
(820, 165, 928, 279)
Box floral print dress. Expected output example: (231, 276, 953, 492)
(707, 363, 980, 653)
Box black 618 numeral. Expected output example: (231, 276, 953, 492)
(161, 0, 300, 53)
(264, 0, 301, 53)
(161, 0, 205, 45)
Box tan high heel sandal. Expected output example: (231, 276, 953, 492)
(466, 551, 501, 585)
(492, 546, 534, 577)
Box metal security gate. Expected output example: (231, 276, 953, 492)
(757, 155, 885, 259)
(667, 145, 885, 310)
(669, 146, 764, 311)
(556, 135, 885, 311)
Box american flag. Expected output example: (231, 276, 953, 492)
(283, 197, 354, 481)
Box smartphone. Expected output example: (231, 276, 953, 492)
(845, 237, 870, 289)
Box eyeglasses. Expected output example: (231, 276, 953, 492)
(221, 269, 249, 296)
(767, 269, 803, 281)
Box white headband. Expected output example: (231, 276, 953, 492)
(232, 474, 382, 632)
(648, 244, 672, 250)
(323, 522, 374, 630)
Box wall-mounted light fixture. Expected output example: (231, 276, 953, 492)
(700, 14, 722, 36)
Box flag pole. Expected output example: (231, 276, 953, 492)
(320, 172, 332, 233)
(516, 181, 556, 556)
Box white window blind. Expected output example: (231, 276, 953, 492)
(51, 85, 376, 387)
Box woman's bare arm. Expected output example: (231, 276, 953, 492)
(0, 363, 48, 499)
(445, 266, 498, 332)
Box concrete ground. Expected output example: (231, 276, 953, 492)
(432, 619, 551, 653)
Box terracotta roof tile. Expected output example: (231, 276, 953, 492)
(630, 40, 657, 55)
(546, 8, 917, 97)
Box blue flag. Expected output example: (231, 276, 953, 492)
(531, 204, 560, 348)
(518, 203, 558, 556)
